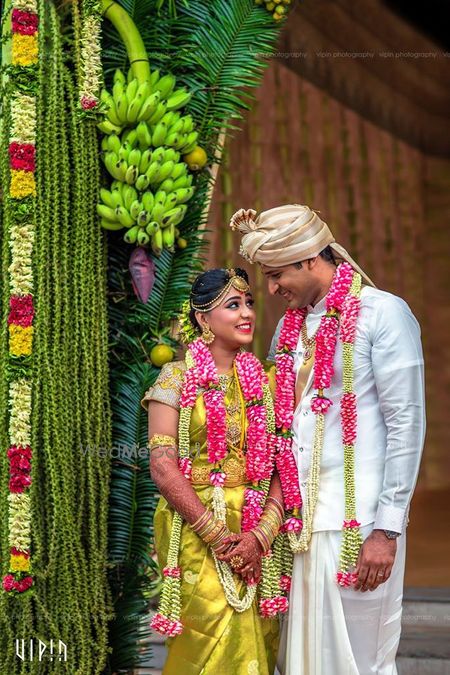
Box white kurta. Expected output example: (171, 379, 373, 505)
(268, 286, 426, 675)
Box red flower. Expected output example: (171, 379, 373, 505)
(8, 143, 36, 173)
(8, 294, 34, 327)
(12, 9, 39, 35)
(2, 574, 15, 592)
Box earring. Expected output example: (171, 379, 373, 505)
(201, 324, 215, 345)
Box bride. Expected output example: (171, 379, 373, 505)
(141, 268, 287, 674)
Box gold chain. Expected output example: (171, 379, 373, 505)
(300, 320, 319, 364)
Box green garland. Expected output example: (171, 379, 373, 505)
(0, 1, 113, 672)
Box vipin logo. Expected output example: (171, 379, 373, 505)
(15, 639, 67, 662)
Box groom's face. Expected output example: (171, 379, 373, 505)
(261, 262, 315, 309)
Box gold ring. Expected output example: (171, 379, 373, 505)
(377, 571, 385, 578)
(229, 554, 244, 571)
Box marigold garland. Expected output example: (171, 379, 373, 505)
(151, 340, 284, 637)
(2, 0, 39, 595)
(274, 263, 363, 585)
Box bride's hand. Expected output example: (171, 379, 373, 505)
(216, 532, 263, 580)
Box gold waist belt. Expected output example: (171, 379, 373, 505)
(190, 458, 248, 487)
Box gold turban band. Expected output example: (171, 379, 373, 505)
(230, 204, 375, 287)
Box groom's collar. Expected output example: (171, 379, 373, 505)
(306, 294, 327, 315)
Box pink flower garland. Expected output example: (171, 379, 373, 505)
(274, 309, 306, 526)
(274, 263, 362, 583)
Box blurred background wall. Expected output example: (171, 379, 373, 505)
(207, 0, 450, 586)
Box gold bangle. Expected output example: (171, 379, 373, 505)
(191, 509, 212, 533)
(149, 433, 177, 450)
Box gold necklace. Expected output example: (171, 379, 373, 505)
(300, 320, 319, 365)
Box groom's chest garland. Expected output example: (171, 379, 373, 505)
(274, 262, 363, 586)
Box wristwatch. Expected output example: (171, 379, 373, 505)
(384, 530, 400, 539)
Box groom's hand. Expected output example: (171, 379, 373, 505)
(354, 529, 397, 592)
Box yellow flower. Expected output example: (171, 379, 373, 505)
(9, 324, 33, 356)
(10, 170, 36, 199)
(12, 34, 38, 67)
(10, 553, 31, 572)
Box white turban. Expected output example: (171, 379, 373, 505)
(230, 204, 375, 287)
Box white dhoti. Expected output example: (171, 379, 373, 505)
(277, 525, 406, 675)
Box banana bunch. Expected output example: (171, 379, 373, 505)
(98, 68, 197, 154)
(97, 178, 191, 252)
(98, 67, 204, 252)
(254, 0, 290, 20)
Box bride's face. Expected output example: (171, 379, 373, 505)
(197, 288, 256, 348)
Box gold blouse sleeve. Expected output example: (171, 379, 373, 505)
(265, 363, 277, 398)
(140, 361, 187, 412)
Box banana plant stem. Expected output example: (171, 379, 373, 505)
(100, 0, 150, 83)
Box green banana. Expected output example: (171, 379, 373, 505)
(151, 121, 168, 147)
(162, 224, 175, 248)
(168, 118, 184, 135)
(154, 190, 167, 205)
(114, 69, 126, 85)
(135, 174, 150, 192)
(173, 134, 188, 150)
(161, 206, 183, 228)
(150, 202, 166, 225)
(138, 148, 153, 174)
(97, 204, 119, 222)
(116, 93, 129, 124)
(136, 81, 151, 100)
(103, 93, 122, 127)
(137, 230, 150, 246)
(112, 80, 124, 105)
(137, 210, 151, 227)
(101, 137, 109, 153)
(127, 67, 134, 84)
(151, 228, 164, 256)
(146, 161, 161, 184)
(123, 185, 138, 210)
(162, 191, 178, 211)
(110, 189, 124, 208)
(106, 134, 121, 154)
(172, 204, 188, 226)
(150, 69, 160, 88)
(98, 120, 122, 135)
(137, 92, 161, 122)
(166, 88, 192, 111)
(142, 191, 155, 212)
(104, 153, 121, 180)
(157, 160, 175, 183)
(126, 95, 144, 124)
(181, 115, 194, 134)
(125, 165, 138, 185)
(126, 78, 139, 102)
(115, 206, 135, 228)
(100, 188, 118, 209)
(180, 131, 199, 153)
(147, 101, 167, 124)
(128, 148, 142, 168)
(136, 122, 152, 150)
(100, 218, 124, 231)
(161, 111, 176, 127)
(174, 187, 194, 204)
(124, 224, 140, 244)
(171, 162, 188, 180)
(164, 132, 180, 147)
(130, 200, 143, 220)
(115, 159, 128, 181)
(118, 141, 131, 162)
(164, 149, 180, 163)
(173, 174, 193, 190)
(111, 180, 123, 192)
(151, 147, 166, 163)
(159, 178, 174, 193)
(145, 221, 159, 236)
(156, 73, 176, 99)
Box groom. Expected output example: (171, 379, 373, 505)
(230, 205, 426, 675)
